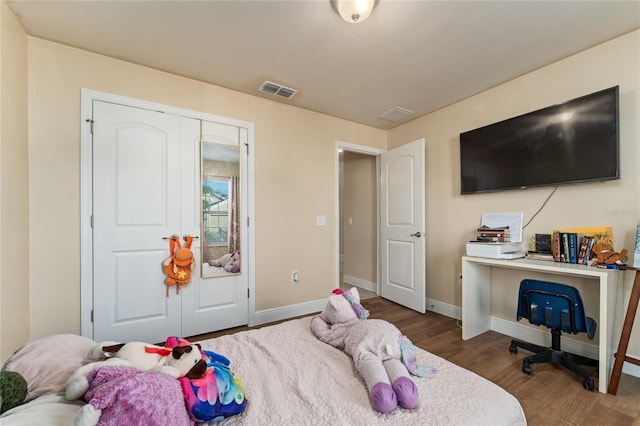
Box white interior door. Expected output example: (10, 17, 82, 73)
(92, 101, 249, 343)
(380, 139, 426, 313)
(92, 101, 182, 342)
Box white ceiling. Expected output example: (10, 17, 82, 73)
(8, 0, 640, 130)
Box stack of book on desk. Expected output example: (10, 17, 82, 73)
(525, 233, 554, 261)
(475, 225, 511, 242)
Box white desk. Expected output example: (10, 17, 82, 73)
(461, 255, 622, 393)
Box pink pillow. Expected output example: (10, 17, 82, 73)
(2, 334, 96, 402)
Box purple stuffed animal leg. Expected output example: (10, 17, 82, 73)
(370, 382, 397, 413)
(358, 353, 398, 413)
(383, 358, 419, 409)
(392, 376, 418, 409)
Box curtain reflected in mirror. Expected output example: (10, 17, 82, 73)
(201, 140, 241, 278)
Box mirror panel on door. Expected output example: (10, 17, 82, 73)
(200, 121, 241, 278)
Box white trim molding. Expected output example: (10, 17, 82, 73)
(343, 275, 376, 292)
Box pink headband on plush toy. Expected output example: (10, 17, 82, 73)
(164, 336, 205, 359)
(165, 336, 190, 348)
(332, 289, 370, 319)
(143, 336, 193, 357)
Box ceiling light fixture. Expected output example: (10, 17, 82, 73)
(331, 0, 378, 24)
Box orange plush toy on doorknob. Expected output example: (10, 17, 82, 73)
(163, 235, 194, 296)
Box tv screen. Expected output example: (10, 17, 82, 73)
(459, 86, 619, 194)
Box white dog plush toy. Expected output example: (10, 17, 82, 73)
(311, 288, 435, 413)
(65, 337, 206, 401)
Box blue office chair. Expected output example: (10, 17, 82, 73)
(509, 279, 598, 390)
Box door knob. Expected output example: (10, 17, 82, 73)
(410, 231, 422, 238)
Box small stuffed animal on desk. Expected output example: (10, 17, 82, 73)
(591, 242, 628, 266)
(310, 288, 434, 413)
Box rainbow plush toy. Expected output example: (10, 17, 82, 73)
(167, 337, 247, 423)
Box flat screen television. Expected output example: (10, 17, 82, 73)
(459, 86, 619, 194)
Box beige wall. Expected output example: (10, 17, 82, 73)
(343, 152, 377, 284)
(388, 30, 640, 354)
(0, 2, 29, 363)
(2, 5, 639, 364)
(25, 37, 386, 341)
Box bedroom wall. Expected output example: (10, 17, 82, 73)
(0, 1, 29, 363)
(388, 30, 640, 356)
(25, 37, 386, 340)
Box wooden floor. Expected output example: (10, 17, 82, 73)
(193, 296, 640, 426)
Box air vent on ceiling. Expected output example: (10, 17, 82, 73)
(378, 106, 414, 122)
(259, 81, 298, 99)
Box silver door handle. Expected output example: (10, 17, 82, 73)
(183, 234, 199, 241)
(410, 231, 422, 238)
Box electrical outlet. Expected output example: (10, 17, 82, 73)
(292, 271, 300, 283)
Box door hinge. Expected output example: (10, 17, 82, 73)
(90, 309, 94, 322)
(247, 217, 250, 227)
(247, 288, 250, 298)
(86, 118, 94, 134)
(244, 142, 249, 156)
(90, 215, 94, 228)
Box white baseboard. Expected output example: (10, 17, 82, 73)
(426, 298, 461, 320)
(342, 274, 376, 292)
(427, 297, 639, 378)
(622, 356, 640, 378)
(491, 317, 640, 378)
(256, 296, 640, 379)
(491, 316, 600, 359)
(253, 298, 326, 326)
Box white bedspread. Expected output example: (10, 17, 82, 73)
(199, 316, 527, 426)
(1, 317, 527, 425)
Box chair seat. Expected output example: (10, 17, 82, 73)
(510, 279, 597, 390)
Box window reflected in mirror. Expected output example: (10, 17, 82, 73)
(201, 139, 241, 278)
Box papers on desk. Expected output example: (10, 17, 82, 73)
(481, 212, 523, 243)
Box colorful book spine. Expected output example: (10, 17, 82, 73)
(552, 231, 561, 262)
(584, 237, 596, 265)
(568, 233, 578, 264)
(577, 235, 590, 265)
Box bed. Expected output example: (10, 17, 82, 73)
(1, 317, 527, 425)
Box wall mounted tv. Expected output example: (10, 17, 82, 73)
(459, 86, 619, 195)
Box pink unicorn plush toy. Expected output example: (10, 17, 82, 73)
(310, 287, 434, 413)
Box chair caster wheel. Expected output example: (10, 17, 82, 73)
(522, 361, 533, 375)
(583, 379, 594, 391)
(509, 343, 517, 354)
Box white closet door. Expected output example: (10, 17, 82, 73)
(92, 101, 182, 343)
(92, 102, 249, 343)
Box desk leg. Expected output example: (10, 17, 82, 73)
(599, 273, 620, 393)
(462, 259, 491, 340)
